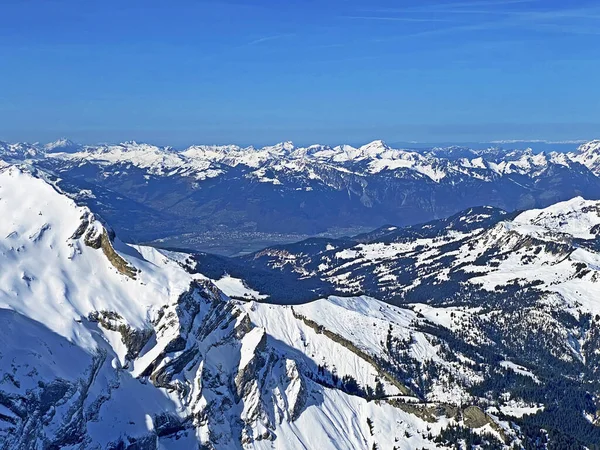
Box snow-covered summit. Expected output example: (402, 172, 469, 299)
(576, 139, 600, 155)
(512, 196, 600, 239)
(0, 164, 195, 346)
(43, 137, 80, 153)
(570, 139, 600, 175)
(0, 141, 41, 159)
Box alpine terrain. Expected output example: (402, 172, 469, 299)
(1, 139, 600, 255)
(2, 145, 600, 448)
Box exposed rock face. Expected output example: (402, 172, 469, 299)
(88, 310, 153, 361)
(0, 279, 316, 449)
(462, 406, 493, 429)
(117, 281, 315, 448)
(84, 226, 138, 279)
(0, 312, 108, 450)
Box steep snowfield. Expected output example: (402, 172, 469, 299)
(0, 164, 194, 346)
(1, 165, 466, 448)
(265, 387, 448, 450)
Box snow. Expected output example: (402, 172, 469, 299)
(570, 140, 600, 175)
(239, 327, 266, 371)
(266, 385, 450, 450)
(48, 142, 224, 181)
(0, 309, 92, 394)
(213, 275, 268, 300)
(489, 401, 544, 418)
(85, 372, 184, 448)
(244, 300, 403, 396)
(413, 304, 481, 333)
(512, 196, 600, 239)
(243, 295, 482, 406)
(500, 361, 540, 383)
(487, 151, 568, 177)
(335, 241, 425, 262)
(294, 296, 415, 358)
(0, 164, 198, 349)
(8, 160, 600, 447)
(0, 166, 463, 449)
(8, 138, 596, 188)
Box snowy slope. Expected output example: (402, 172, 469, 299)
(200, 197, 600, 446)
(0, 164, 194, 344)
(241, 195, 600, 305)
(511, 196, 600, 239)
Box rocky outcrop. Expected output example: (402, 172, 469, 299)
(73, 211, 138, 279)
(84, 227, 138, 279)
(88, 310, 153, 361)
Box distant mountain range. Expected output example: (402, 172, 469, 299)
(2, 138, 600, 255)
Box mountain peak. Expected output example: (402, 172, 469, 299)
(44, 138, 80, 153)
(112, 141, 175, 154)
(577, 139, 600, 155)
(263, 141, 295, 154)
(512, 196, 600, 239)
(569, 139, 600, 175)
(359, 139, 390, 153)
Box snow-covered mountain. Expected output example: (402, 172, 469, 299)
(570, 140, 600, 176)
(215, 196, 600, 307)
(0, 163, 513, 449)
(192, 196, 600, 447)
(1, 138, 590, 181)
(1, 139, 600, 255)
(3, 163, 600, 447)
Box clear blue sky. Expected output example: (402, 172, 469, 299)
(1, 0, 599, 146)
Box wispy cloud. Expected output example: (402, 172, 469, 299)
(242, 33, 294, 47)
(529, 23, 600, 36)
(359, 0, 539, 15)
(341, 16, 450, 22)
(348, 2, 600, 42)
(416, 0, 536, 7)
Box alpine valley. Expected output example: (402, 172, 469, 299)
(2, 141, 600, 449)
(2, 139, 600, 255)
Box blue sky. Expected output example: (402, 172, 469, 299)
(1, 0, 599, 146)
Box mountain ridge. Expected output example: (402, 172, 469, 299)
(3, 138, 600, 180)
